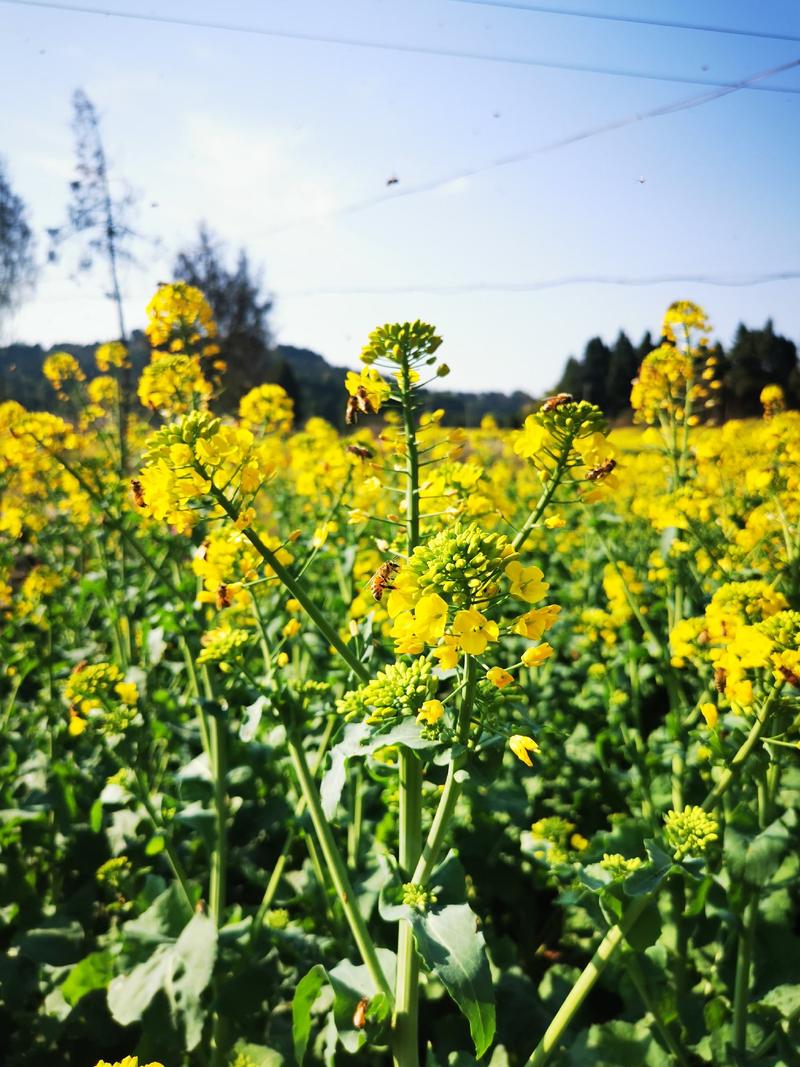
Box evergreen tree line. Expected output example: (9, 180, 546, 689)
(556, 321, 799, 422)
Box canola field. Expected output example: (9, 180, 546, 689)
(1, 294, 799, 1067)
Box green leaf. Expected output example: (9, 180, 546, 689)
(565, 1019, 670, 1066)
(231, 1043, 284, 1066)
(624, 840, 672, 897)
(16, 922, 84, 965)
(122, 883, 192, 942)
(624, 900, 661, 952)
(725, 817, 791, 888)
(108, 911, 217, 1051)
(758, 984, 800, 1019)
(293, 964, 327, 1066)
(328, 952, 396, 1054)
(321, 721, 436, 819)
(380, 852, 495, 1057)
(61, 950, 114, 1006)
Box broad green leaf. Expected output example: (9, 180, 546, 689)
(293, 963, 327, 1066)
(565, 1019, 670, 1066)
(725, 817, 791, 888)
(231, 1042, 284, 1066)
(122, 883, 192, 942)
(321, 721, 436, 818)
(624, 900, 662, 952)
(758, 984, 800, 1019)
(61, 950, 114, 1006)
(108, 911, 217, 1051)
(328, 951, 396, 1054)
(16, 921, 84, 965)
(380, 852, 495, 1057)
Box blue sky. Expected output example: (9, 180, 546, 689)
(1, 0, 799, 393)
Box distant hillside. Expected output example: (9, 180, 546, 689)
(0, 336, 535, 428)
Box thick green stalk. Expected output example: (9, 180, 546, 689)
(210, 487, 369, 683)
(701, 683, 782, 812)
(526, 683, 782, 1066)
(288, 738, 392, 1001)
(251, 716, 337, 946)
(393, 355, 423, 1067)
(208, 710, 228, 927)
(624, 954, 688, 1066)
(393, 750, 422, 1067)
(412, 657, 477, 886)
(512, 438, 572, 553)
(528, 896, 650, 1066)
(732, 891, 757, 1053)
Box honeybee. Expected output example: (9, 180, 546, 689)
(347, 443, 374, 459)
(368, 560, 400, 601)
(541, 392, 573, 412)
(714, 667, 727, 694)
(130, 478, 146, 507)
(216, 584, 232, 609)
(585, 458, 617, 481)
(345, 386, 378, 426)
(353, 997, 369, 1029)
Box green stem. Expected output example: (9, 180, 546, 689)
(393, 750, 423, 1067)
(250, 716, 337, 946)
(702, 683, 783, 812)
(512, 439, 572, 553)
(133, 769, 194, 916)
(624, 954, 688, 1066)
(732, 891, 757, 1054)
(528, 896, 650, 1066)
(412, 657, 477, 886)
(208, 709, 228, 927)
(527, 682, 782, 1066)
(288, 738, 392, 1001)
(393, 354, 422, 1067)
(210, 486, 369, 683)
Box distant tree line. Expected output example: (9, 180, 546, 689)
(556, 321, 799, 422)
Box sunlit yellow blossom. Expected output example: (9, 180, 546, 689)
(700, 703, 718, 729)
(504, 561, 549, 603)
(451, 608, 499, 655)
(509, 734, 540, 767)
(43, 351, 85, 393)
(95, 340, 129, 371)
(486, 666, 514, 688)
(513, 604, 560, 640)
(417, 699, 445, 725)
(521, 643, 554, 668)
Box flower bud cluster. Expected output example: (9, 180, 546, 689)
(664, 805, 719, 860)
(398, 522, 514, 609)
(336, 656, 435, 725)
(600, 853, 644, 879)
(64, 662, 139, 736)
(197, 625, 253, 669)
(360, 320, 442, 368)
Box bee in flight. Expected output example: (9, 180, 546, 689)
(368, 560, 400, 601)
(586, 458, 617, 481)
(541, 392, 573, 411)
(346, 443, 374, 460)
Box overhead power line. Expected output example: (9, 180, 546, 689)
(277, 272, 800, 298)
(453, 0, 800, 47)
(263, 56, 800, 234)
(2, 0, 800, 96)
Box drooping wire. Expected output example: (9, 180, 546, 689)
(453, 0, 800, 47)
(2, 0, 800, 96)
